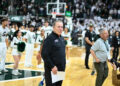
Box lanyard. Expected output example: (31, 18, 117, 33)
(104, 41, 109, 51)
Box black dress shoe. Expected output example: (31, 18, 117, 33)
(86, 66, 90, 69)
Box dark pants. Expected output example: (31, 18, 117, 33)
(94, 62, 108, 86)
(113, 47, 119, 61)
(85, 46, 91, 67)
(44, 64, 65, 86)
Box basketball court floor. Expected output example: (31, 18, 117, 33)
(0, 46, 114, 86)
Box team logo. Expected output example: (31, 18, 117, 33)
(54, 39, 59, 43)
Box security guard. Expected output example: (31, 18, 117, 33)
(85, 24, 96, 69)
(41, 20, 66, 86)
(111, 31, 120, 61)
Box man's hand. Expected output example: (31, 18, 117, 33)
(111, 62, 117, 70)
(111, 47, 114, 51)
(52, 66, 58, 74)
(92, 42, 94, 45)
(96, 58, 100, 63)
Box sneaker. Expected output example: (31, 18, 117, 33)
(91, 70, 95, 75)
(12, 70, 22, 75)
(86, 66, 90, 69)
(0, 71, 2, 74)
(3, 69, 8, 72)
(37, 64, 43, 68)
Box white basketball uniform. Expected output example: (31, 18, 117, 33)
(42, 26, 52, 37)
(0, 25, 9, 70)
(24, 31, 35, 66)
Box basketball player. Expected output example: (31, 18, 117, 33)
(24, 25, 36, 67)
(0, 17, 9, 74)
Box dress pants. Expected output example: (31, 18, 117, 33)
(94, 62, 108, 86)
(113, 47, 119, 61)
(85, 46, 91, 67)
(44, 64, 64, 86)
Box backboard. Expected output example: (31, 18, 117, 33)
(46, 0, 66, 16)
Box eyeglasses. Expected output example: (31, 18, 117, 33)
(56, 26, 63, 28)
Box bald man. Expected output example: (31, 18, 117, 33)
(41, 20, 66, 86)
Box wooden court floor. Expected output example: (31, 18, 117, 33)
(0, 46, 116, 86)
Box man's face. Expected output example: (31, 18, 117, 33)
(2, 20, 8, 26)
(18, 31, 22, 37)
(21, 26, 25, 29)
(30, 27, 34, 32)
(53, 22, 63, 36)
(38, 27, 41, 31)
(101, 30, 109, 40)
(64, 28, 68, 33)
(41, 30, 45, 35)
(45, 22, 49, 27)
(89, 26, 93, 31)
(116, 32, 119, 36)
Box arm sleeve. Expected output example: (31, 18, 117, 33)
(91, 40, 100, 51)
(41, 38, 55, 69)
(111, 36, 115, 47)
(85, 31, 89, 38)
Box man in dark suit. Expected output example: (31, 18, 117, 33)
(41, 20, 66, 86)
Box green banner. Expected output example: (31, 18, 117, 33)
(9, 16, 23, 22)
(65, 11, 72, 17)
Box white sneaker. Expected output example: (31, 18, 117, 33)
(66, 60, 69, 64)
(37, 64, 43, 68)
(0, 71, 2, 74)
(3, 69, 8, 72)
(12, 70, 22, 75)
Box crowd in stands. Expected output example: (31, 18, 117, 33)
(0, 0, 120, 46)
(0, 0, 120, 19)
